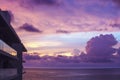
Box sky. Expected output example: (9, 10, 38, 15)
(0, 0, 120, 67)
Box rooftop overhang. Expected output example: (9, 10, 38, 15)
(0, 11, 27, 52)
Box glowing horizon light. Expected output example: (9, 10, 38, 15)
(25, 41, 63, 48)
(55, 52, 73, 57)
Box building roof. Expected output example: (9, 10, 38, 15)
(0, 11, 27, 52)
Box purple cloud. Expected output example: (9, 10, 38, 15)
(19, 23, 42, 33)
(17, 0, 61, 9)
(24, 54, 81, 64)
(2, 0, 120, 33)
(110, 23, 120, 29)
(117, 47, 120, 55)
(23, 49, 120, 68)
(23, 53, 41, 60)
(56, 30, 70, 34)
(29, 0, 58, 5)
(85, 34, 118, 62)
(112, 0, 120, 7)
(23, 34, 119, 65)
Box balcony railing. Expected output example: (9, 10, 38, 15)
(0, 39, 17, 56)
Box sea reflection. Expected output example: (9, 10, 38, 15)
(23, 68, 120, 80)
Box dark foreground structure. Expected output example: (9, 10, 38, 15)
(0, 10, 27, 80)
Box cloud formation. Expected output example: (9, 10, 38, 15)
(24, 33, 119, 64)
(1, 0, 120, 67)
(86, 34, 118, 62)
(28, 0, 58, 5)
(19, 23, 42, 33)
(56, 30, 70, 34)
(112, 0, 120, 7)
(16, 0, 62, 9)
(72, 49, 80, 56)
(110, 23, 120, 29)
(24, 53, 41, 60)
(1, 0, 120, 35)
(24, 53, 81, 64)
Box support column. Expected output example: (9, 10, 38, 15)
(17, 50, 23, 80)
(12, 43, 23, 80)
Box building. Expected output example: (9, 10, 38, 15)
(0, 10, 27, 80)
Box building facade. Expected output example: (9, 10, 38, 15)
(0, 10, 27, 80)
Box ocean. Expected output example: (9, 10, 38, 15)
(23, 68, 120, 80)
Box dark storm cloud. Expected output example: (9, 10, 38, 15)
(56, 30, 70, 34)
(85, 34, 118, 62)
(19, 23, 42, 33)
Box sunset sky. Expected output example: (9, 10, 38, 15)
(0, 0, 120, 67)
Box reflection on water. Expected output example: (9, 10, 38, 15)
(23, 68, 120, 80)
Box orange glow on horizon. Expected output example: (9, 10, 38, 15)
(25, 41, 63, 48)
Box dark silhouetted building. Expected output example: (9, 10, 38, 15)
(0, 10, 27, 80)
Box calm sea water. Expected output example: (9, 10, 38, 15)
(23, 68, 120, 80)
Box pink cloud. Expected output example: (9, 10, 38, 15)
(0, 0, 120, 36)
